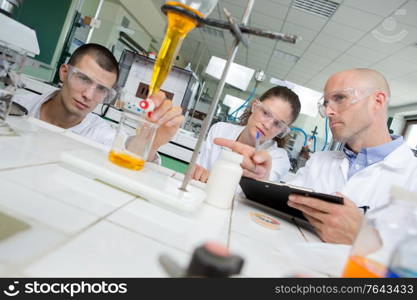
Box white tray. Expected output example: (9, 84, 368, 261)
(60, 149, 206, 214)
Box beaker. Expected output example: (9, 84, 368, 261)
(108, 112, 158, 171)
(341, 186, 417, 278)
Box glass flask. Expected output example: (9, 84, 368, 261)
(342, 186, 417, 278)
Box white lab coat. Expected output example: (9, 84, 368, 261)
(13, 89, 163, 164)
(13, 89, 117, 147)
(288, 143, 417, 210)
(197, 121, 291, 182)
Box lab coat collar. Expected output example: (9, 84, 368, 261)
(337, 143, 413, 177)
(380, 142, 415, 170)
(32, 89, 59, 118)
(336, 152, 349, 182)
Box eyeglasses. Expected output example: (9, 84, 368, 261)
(253, 101, 290, 138)
(66, 65, 117, 104)
(317, 87, 376, 118)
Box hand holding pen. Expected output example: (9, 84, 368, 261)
(213, 137, 272, 180)
(254, 130, 261, 172)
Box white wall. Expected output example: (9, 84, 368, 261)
(388, 103, 417, 135)
(119, 0, 166, 44)
(22, 0, 80, 81)
(90, 0, 153, 52)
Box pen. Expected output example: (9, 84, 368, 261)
(255, 130, 261, 151)
(359, 206, 370, 214)
(253, 130, 261, 174)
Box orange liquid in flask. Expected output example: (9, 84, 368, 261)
(108, 151, 145, 171)
(148, 1, 203, 96)
(342, 255, 387, 278)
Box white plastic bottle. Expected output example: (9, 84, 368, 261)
(205, 148, 243, 209)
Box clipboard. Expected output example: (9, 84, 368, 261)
(239, 176, 344, 221)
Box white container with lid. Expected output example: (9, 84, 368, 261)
(205, 148, 243, 209)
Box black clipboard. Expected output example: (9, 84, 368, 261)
(239, 176, 344, 221)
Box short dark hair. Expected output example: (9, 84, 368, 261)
(68, 43, 119, 83)
(240, 86, 301, 148)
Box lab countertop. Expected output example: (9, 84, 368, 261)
(0, 116, 349, 277)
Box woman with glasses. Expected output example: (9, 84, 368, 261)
(192, 86, 301, 183)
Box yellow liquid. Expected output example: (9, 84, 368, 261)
(108, 151, 145, 171)
(342, 255, 386, 278)
(148, 1, 203, 96)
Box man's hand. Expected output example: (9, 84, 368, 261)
(288, 193, 363, 244)
(213, 138, 272, 180)
(147, 91, 184, 161)
(191, 164, 209, 183)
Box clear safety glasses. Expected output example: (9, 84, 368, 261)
(67, 65, 117, 104)
(253, 101, 290, 138)
(317, 87, 377, 118)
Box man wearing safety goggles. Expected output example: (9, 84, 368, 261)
(216, 68, 417, 244)
(13, 43, 183, 163)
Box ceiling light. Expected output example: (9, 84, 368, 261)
(292, 0, 339, 18)
(273, 49, 300, 64)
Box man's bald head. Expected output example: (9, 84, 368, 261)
(323, 68, 392, 147)
(325, 68, 391, 99)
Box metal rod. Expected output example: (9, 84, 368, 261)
(161, 3, 297, 44)
(86, 0, 104, 43)
(190, 81, 205, 122)
(190, 40, 201, 68)
(180, 0, 255, 191)
(194, 46, 207, 76)
(185, 80, 205, 130)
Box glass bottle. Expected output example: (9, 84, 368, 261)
(342, 186, 417, 278)
(387, 235, 417, 277)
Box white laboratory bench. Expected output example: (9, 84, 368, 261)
(0, 116, 350, 277)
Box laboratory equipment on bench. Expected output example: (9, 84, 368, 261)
(147, 0, 298, 193)
(159, 242, 244, 277)
(176, 0, 297, 192)
(148, 0, 218, 97)
(109, 111, 158, 170)
(108, 89, 157, 170)
(0, 9, 39, 133)
(387, 236, 417, 277)
(341, 186, 417, 278)
(61, 148, 207, 213)
(134, 0, 217, 165)
(119, 90, 155, 116)
(113, 50, 197, 118)
(61, 0, 298, 215)
(205, 148, 243, 209)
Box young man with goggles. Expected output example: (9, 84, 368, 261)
(13, 44, 183, 163)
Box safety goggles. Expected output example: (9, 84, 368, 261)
(253, 101, 291, 138)
(317, 87, 377, 118)
(66, 65, 117, 104)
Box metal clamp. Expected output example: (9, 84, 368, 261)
(161, 4, 297, 44)
(223, 7, 249, 48)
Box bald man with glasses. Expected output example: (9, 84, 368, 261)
(216, 68, 417, 244)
